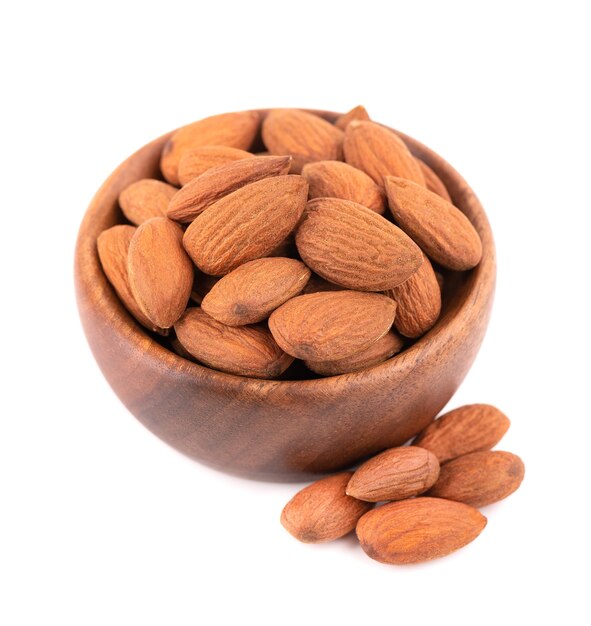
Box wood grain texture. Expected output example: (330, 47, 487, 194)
(74, 109, 496, 481)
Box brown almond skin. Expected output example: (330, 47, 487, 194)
(119, 179, 178, 225)
(343, 121, 425, 188)
(281, 473, 372, 543)
(418, 160, 452, 202)
(177, 145, 253, 185)
(167, 155, 292, 223)
(174, 308, 293, 379)
(296, 198, 423, 291)
(334, 105, 370, 130)
(127, 217, 194, 329)
(302, 160, 385, 214)
(413, 404, 511, 463)
(356, 497, 487, 565)
(347, 446, 440, 502)
(262, 109, 344, 173)
(385, 176, 483, 271)
(183, 176, 309, 276)
(427, 451, 525, 508)
(269, 291, 396, 361)
(306, 331, 404, 376)
(387, 252, 442, 338)
(97, 225, 164, 334)
(201, 257, 311, 326)
(160, 110, 260, 185)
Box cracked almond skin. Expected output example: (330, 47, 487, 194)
(281, 473, 372, 543)
(160, 110, 260, 185)
(177, 145, 253, 185)
(97, 225, 164, 334)
(413, 404, 510, 463)
(387, 252, 442, 338)
(427, 451, 525, 508)
(174, 308, 293, 379)
(296, 197, 423, 291)
(118, 179, 178, 225)
(167, 155, 292, 223)
(347, 446, 440, 502)
(262, 109, 344, 173)
(418, 160, 452, 202)
(268, 291, 396, 361)
(356, 497, 487, 565)
(343, 120, 425, 188)
(201, 257, 311, 326)
(306, 331, 404, 376)
(127, 217, 193, 329)
(302, 160, 385, 214)
(183, 175, 308, 276)
(334, 105, 370, 130)
(386, 176, 483, 271)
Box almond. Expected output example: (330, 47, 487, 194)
(334, 105, 370, 130)
(356, 497, 487, 564)
(427, 451, 525, 508)
(385, 176, 483, 271)
(302, 160, 385, 214)
(97, 225, 164, 334)
(174, 308, 293, 378)
(177, 145, 253, 185)
(262, 109, 343, 173)
(118, 179, 178, 225)
(418, 160, 452, 202)
(281, 473, 372, 543)
(347, 446, 440, 502)
(268, 291, 396, 361)
(413, 404, 510, 463)
(201, 257, 311, 326)
(343, 121, 425, 188)
(387, 252, 441, 338)
(305, 331, 404, 376)
(167, 155, 292, 223)
(160, 110, 260, 185)
(183, 176, 308, 275)
(295, 198, 423, 291)
(127, 217, 193, 328)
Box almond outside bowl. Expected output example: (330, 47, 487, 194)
(74, 109, 495, 481)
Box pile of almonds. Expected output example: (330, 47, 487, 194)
(281, 404, 524, 564)
(98, 106, 483, 379)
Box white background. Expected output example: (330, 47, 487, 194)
(1, 1, 589, 624)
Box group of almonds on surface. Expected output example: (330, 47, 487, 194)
(98, 106, 483, 379)
(281, 404, 525, 564)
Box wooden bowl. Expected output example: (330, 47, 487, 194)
(75, 110, 495, 481)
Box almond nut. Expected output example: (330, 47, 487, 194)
(413, 404, 510, 463)
(183, 175, 308, 275)
(356, 497, 487, 564)
(177, 145, 253, 185)
(347, 446, 440, 502)
(119, 179, 178, 225)
(201, 257, 311, 325)
(281, 473, 373, 543)
(296, 197, 423, 291)
(385, 176, 483, 271)
(127, 217, 193, 328)
(427, 451, 525, 508)
(174, 308, 293, 378)
(268, 291, 396, 361)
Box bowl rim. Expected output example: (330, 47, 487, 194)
(75, 108, 495, 394)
